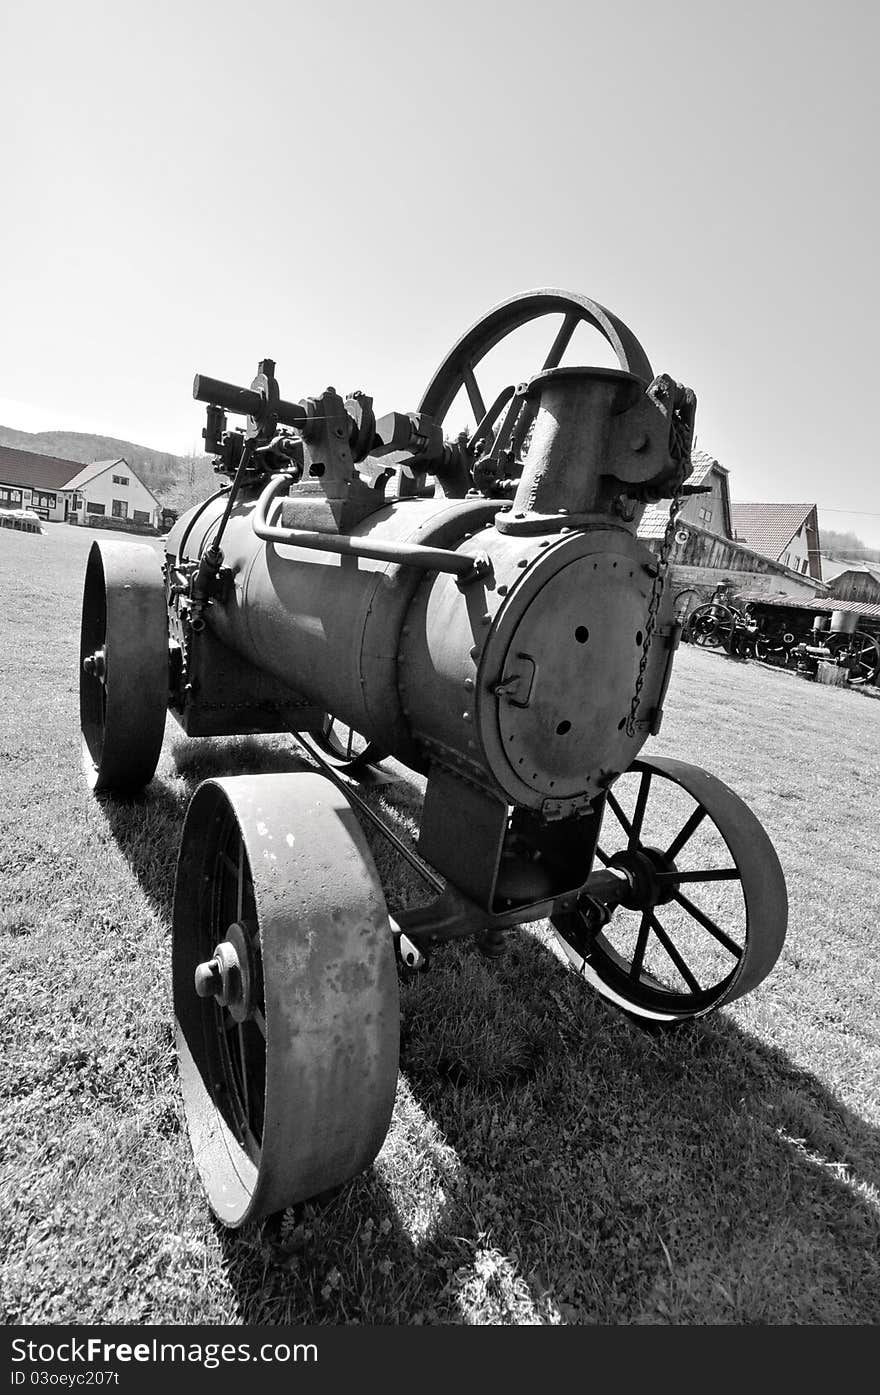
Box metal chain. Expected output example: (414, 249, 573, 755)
(625, 479, 685, 738)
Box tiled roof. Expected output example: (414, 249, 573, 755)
(688, 449, 727, 486)
(637, 450, 727, 539)
(0, 444, 82, 491)
(64, 458, 126, 490)
(730, 502, 816, 561)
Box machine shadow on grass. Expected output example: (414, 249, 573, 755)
(98, 739, 880, 1324)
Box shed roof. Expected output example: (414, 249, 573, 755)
(0, 444, 82, 491)
(730, 502, 817, 560)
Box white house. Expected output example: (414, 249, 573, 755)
(64, 458, 160, 529)
(0, 446, 160, 529)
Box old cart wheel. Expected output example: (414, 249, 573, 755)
(552, 755, 787, 1024)
(173, 771, 399, 1227)
(298, 714, 385, 772)
(686, 603, 736, 652)
(826, 630, 880, 686)
(79, 540, 167, 793)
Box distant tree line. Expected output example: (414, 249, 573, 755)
(820, 527, 880, 563)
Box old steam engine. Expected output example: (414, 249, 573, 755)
(79, 291, 788, 1226)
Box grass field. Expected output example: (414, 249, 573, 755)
(1, 520, 879, 1325)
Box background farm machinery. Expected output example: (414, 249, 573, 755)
(79, 290, 789, 1227)
(684, 592, 880, 686)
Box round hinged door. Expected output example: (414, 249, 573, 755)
(495, 552, 653, 799)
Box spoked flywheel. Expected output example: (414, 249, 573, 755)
(412, 288, 654, 494)
(552, 755, 787, 1024)
(173, 771, 400, 1227)
(79, 540, 168, 793)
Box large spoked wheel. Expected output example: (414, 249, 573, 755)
(297, 714, 386, 773)
(685, 603, 737, 653)
(173, 771, 400, 1227)
(827, 630, 880, 686)
(552, 755, 787, 1024)
(413, 289, 654, 492)
(79, 540, 168, 793)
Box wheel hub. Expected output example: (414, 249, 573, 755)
(82, 647, 106, 680)
(607, 845, 677, 909)
(194, 920, 259, 1023)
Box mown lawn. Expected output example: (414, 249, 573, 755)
(1, 521, 878, 1325)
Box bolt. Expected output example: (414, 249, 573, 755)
(194, 958, 222, 999)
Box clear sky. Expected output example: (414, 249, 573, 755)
(2, 0, 878, 546)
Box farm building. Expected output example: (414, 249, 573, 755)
(821, 559, 880, 607)
(638, 451, 826, 619)
(0, 446, 160, 529)
(730, 502, 822, 581)
(0, 445, 78, 522)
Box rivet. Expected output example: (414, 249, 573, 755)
(482, 613, 491, 625)
(517, 558, 528, 568)
(462, 711, 472, 722)
(560, 527, 571, 534)
(539, 539, 550, 547)
(401, 627, 410, 637)
(497, 584, 508, 596)
(558, 508, 569, 515)
(514, 512, 525, 519)
(463, 678, 474, 689)
(470, 645, 480, 658)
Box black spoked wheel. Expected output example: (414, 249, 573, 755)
(79, 540, 167, 793)
(173, 771, 400, 1227)
(827, 630, 880, 686)
(552, 755, 787, 1024)
(685, 603, 736, 653)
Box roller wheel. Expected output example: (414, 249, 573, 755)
(552, 755, 787, 1024)
(173, 771, 400, 1227)
(79, 540, 168, 793)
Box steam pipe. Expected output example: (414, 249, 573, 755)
(251, 475, 488, 578)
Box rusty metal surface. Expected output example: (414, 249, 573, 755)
(79, 540, 167, 792)
(173, 771, 399, 1226)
